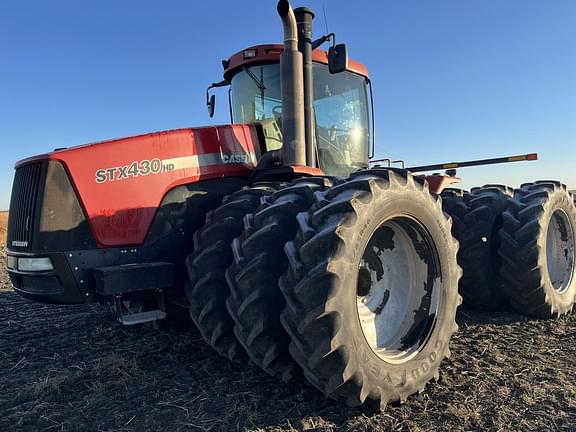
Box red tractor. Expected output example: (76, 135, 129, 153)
(5, 1, 576, 409)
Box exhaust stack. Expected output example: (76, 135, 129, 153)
(277, 0, 306, 166)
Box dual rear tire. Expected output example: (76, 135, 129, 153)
(441, 185, 513, 310)
(500, 182, 576, 317)
(442, 181, 576, 317)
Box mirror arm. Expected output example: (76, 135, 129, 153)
(207, 80, 229, 91)
(311, 33, 335, 50)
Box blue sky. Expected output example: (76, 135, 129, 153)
(0, 0, 574, 210)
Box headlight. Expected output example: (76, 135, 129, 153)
(17, 257, 54, 272)
(6, 255, 17, 270)
(243, 49, 257, 59)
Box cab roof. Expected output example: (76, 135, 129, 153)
(222, 44, 369, 82)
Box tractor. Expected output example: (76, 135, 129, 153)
(5, 1, 576, 409)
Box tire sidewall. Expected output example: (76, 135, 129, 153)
(540, 190, 576, 312)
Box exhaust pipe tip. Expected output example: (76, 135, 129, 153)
(277, 0, 290, 18)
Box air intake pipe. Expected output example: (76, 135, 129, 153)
(277, 0, 306, 166)
(294, 7, 316, 168)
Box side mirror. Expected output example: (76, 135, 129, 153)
(207, 94, 216, 118)
(328, 43, 348, 74)
(205, 80, 228, 118)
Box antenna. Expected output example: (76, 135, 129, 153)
(322, 2, 329, 34)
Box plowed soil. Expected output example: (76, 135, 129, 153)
(1, 245, 575, 431)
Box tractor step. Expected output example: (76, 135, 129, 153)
(113, 292, 167, 326)
(118, 309, 167, 326)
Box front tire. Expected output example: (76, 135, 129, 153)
(280, 169, 461, 409)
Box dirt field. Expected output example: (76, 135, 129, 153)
(1, 240, 576, 430)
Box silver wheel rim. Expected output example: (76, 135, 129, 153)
(545, 209, 575, 294)
(356, 217, 443, 364)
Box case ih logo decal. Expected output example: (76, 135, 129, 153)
(95, 153, 256, 183)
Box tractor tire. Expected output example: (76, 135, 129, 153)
(226, 177, 335, 382)
(442, 185, 513, 310)
(440, 188, 469, 237)
(185, 184, 280, 360)
(499, 181, 576, 318)
(280, 169, 461, 409)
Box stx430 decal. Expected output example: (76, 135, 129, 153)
(94, 152, 256, 183)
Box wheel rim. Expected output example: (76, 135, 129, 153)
(545, 209, 575, 294)
(356, 217, 442, 364)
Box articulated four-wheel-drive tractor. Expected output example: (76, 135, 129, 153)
(5, 1, 576, 409)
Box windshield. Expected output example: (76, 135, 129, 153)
(230, 63, 370, 176)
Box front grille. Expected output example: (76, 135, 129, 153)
(7, 162, 43, 252)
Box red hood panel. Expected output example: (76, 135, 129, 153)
(21, 125, 260, 247)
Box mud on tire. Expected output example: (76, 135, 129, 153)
(280, 169, 461, 409)
(499, 181, 576, 318)
(185, 184, 280, 360)
(225, 177, 334, 382)
(442, 185, 513, 310)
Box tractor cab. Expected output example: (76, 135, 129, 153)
(209, 44, 373, 177)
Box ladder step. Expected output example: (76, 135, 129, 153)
(120, 309, 166, 326)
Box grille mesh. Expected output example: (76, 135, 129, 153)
(7, 163, 42, 251)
